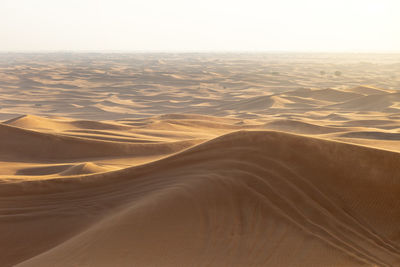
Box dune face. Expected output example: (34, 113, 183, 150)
(1, 53, 400, 266)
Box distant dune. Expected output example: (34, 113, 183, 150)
(1, 54, 400, 266)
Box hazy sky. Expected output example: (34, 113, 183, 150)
(1, 0, 399, 52)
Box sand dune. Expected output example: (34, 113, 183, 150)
(263, 119, 343, 134)
(1, 53, 400, 266)
(0, 123, 199, 161)
(346, 85, 394, 96)
(1, 131, 400, 266)
(4, 114, 133, 132)
(284, 88, 362, 102)
(328, 93, 400, 112)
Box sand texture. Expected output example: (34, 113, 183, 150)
(1, 53, 400, 266)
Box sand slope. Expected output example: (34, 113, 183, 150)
(0, 130, 399, 266)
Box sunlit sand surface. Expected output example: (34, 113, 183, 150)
(1, 53, 400, 266)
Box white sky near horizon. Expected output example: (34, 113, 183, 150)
(0, 0, 399, 52)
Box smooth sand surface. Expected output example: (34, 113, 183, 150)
(1, 53, 400, 266)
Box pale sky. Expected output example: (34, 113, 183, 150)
(1, 0, 399, 52)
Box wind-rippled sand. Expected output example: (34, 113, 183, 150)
(1, 53, 400, 266)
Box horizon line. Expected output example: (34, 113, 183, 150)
(1, 50, 400, 54)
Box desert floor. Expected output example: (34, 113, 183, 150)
(1, 53, 400, 266)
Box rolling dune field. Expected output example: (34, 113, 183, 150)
(1, 53, 400, 266)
